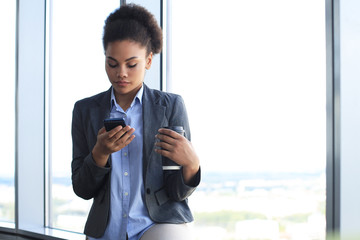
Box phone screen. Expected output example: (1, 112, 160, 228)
(104, 118, 126, 131)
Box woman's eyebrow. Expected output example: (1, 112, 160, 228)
(125, 56, 139, 62)
(106, 56, 139, 62)
(106, 56, 118, 62)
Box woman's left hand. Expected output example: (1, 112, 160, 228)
(155, 128, 200, 184)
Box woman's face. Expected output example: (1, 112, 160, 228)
(105, 40, 152, 99)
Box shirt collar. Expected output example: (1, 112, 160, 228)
(110, 84, 144, 110)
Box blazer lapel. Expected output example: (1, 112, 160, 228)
(142, 85, 166, 169)
(91, 88, 112, 140)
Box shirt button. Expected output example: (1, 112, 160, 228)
(123, 214, 127, 218)
(124, 152, 128, 157)
(124, 192, 129, 196)
(124, 172, 128, 176)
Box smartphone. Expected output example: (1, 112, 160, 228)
(104, 118, 126, 131)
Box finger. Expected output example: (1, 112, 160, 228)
(108, 125, 124, 138)
(158, 128, 181, 139)
(111, 126, 132, 140)
(98, 127, 107, 135)
(120, 134, 136, 147)
(122, 127, 136, 139)
(155, 148, 172, 158)
(156, 133, 178, 145)
(155, 141, 173, 152)
(113, 134, 136, 152)
(114, 128, 135, 143)
(125, 134, 136, 145)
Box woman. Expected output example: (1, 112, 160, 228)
(71, 4, 200, 240)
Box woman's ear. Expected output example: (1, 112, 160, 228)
(145, 52, 153, 70)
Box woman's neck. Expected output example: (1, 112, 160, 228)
(114, 85, 142, 111)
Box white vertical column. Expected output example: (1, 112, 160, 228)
(339, 0, 360, 238)
(16, 0, 46, 231)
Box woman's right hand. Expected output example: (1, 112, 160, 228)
(91, 125, 135, 167)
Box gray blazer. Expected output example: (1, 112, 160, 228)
(71, 84, 200, 238)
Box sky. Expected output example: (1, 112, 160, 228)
(0, 0, 16, 178)
(170, 0, 327, 173)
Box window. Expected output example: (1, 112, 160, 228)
(47, 0, 120, 232)
(0, 0, 16, 227)
(169, 0, 326, 239)
(4, 1, 359, 239)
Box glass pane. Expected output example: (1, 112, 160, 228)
(170, 0, 326, 239)
(48, 0, 119, 232)
(0, 0, 16, 226)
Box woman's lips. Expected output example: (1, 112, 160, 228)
(115, 81, 130, 87)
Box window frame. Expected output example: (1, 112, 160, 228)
(2, 0, 357, 239)
(325, 0, 341, 235)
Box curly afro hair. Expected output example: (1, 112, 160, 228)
(103, 4, 163, 55)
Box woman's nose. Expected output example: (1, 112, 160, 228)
(116, 66, 128, 78)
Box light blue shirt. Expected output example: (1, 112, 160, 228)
(90, 85, 154, 240)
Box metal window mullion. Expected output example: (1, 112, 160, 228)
(15, 0, 20, 231)
(326, 0, 341, 236)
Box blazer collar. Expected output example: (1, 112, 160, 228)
(94, 87, 112, 114)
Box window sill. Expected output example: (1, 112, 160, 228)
(0, 224, 85, 240)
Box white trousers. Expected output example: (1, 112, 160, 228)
(140, 224, 193, 240)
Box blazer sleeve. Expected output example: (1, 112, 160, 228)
(164, 95, 201, 202)
(71, 101, 110, 200)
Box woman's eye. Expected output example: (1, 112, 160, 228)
(128, 63, 137, 68)
(108, 63, 118, 68)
